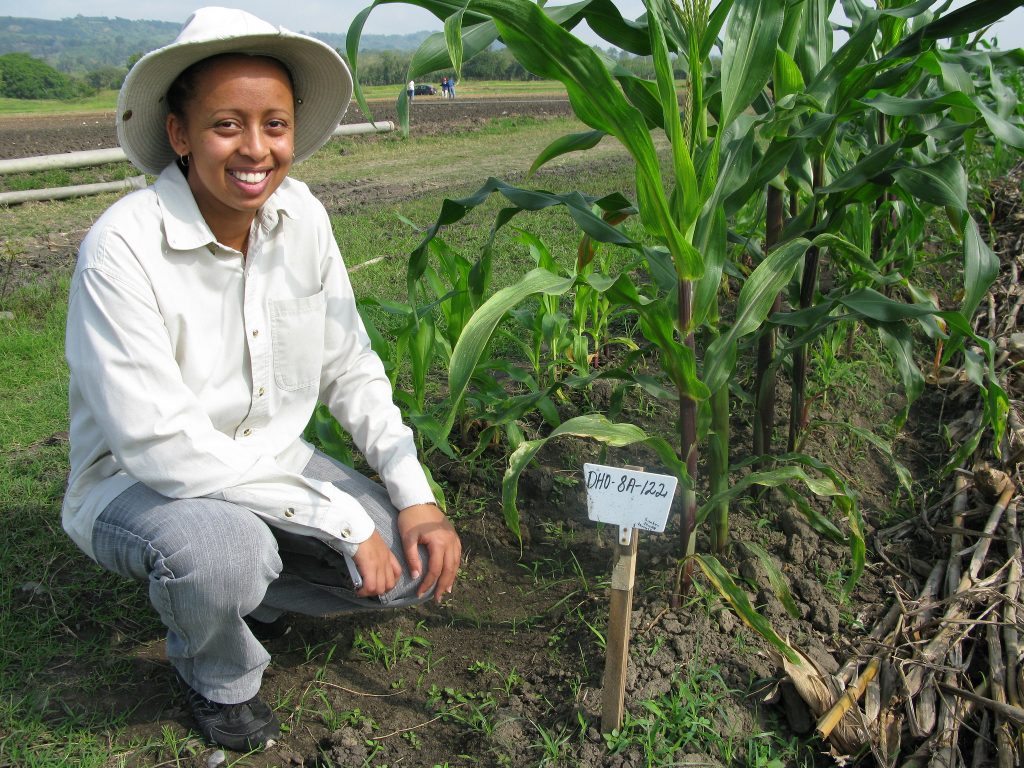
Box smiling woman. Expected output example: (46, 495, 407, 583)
(165, 54, 296, 253)
(61, 5, 461, 755)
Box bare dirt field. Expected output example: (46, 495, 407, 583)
(0, 95, 575, 159)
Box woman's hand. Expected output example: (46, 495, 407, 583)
(351, 530, 402, 598)
(398, 503, 462, 603)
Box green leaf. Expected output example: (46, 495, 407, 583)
(312, 404, 354, 467)
(740, 541, 801, 619)
(703, 238, 810, 393)
(470, 0, 695, 275)
(809, 419, 913, 493)
(501, 414, 685, 541)
(528, 130, 607, 178)
(877, 323, 926, 422)
(443, 3, 469, 80)
(893, 155, 968, 210)
(696, 463, 845, 541)
(922, 0, 1024, 41)
(693, 554, 799, 664)
(963, 217, 998, 319)
(773, 46, 805, 101)
(446, 268, 575, 439)
(805, 15, 877, 110)
(720, 0, 785, 127)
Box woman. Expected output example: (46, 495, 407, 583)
(63, 7, 461, 753)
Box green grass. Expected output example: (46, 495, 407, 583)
(0, 91, 121, 115)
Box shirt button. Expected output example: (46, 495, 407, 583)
(341, 527, 352, 538)
(258, 387, 265, 397)
(284, 507, 295, 518)
(252, 329, 259, 337)
(243, 428, 252, 436)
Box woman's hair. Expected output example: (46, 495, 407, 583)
(166, 53, 296, 119)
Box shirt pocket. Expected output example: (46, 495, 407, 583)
(270, 290, 327, 391)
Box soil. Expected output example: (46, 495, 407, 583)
(0, 95, 575, 160)
(2, 105, 1020, 768)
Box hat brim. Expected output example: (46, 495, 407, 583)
(117, 32, 352, 175)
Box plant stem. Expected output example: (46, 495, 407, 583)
(708, 379, 729, 553)
(675, 279, 698, 602)
(787, 156, 825, 452)
(753, 183, 784, 462)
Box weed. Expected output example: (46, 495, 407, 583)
(467, 659, 499, 676)
(353, 627, 430, 670)
(528, 718, 575, 766)
(427, 684, 498, 736)
(604, 660, 737, 765)
(401, 729, 423, 748)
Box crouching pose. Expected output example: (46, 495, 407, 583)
(63, 7, 461, 752)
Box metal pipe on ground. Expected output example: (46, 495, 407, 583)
(0, 175, 148, 206)
(0, 122, 396, 176)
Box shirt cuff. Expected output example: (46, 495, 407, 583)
(381, 452, 436, 511)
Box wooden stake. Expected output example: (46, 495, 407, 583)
(601, 527, 639, 734)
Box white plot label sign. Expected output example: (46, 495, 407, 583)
(583, 463, 678, 534)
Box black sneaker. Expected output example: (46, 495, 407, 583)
(244, 614, 292, 642)
(180, 676, 280, 751)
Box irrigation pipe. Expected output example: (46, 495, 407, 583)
(0, 175, 148, 205)
(0, 121, 396, 176)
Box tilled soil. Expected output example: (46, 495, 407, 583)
(0, 95, 574, 159)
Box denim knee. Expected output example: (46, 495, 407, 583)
(156, 516, 282, 616)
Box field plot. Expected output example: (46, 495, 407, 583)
(1, 84, 1023, 768)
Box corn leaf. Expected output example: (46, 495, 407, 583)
(703, 238, 810, 393)
(527, 130, 607, 178)
(963, 217, 999, 319)
(921, 0, 1024, 41)
(446, 268, 574, 439)
(720, 0, 785, 127)
(693, 554, 800, 664)
(809, 419, 914, 493)
(893, 155, 968, 210)
(443, 3, 469, 80)
(877, 323, 926, 421)
(501, 414, 685, 540)
(741, 541, 801, 619)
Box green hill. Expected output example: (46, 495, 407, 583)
(0, 15, 433, 75)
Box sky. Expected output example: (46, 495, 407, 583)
(0, 0, 1021, 51)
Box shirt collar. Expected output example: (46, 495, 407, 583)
(153, 163, 305, 252)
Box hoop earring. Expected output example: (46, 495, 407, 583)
(179, 154, 189, 167)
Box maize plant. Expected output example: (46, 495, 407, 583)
(346, 0, 1018, 626)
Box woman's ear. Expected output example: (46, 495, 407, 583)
(166, 113, 189, 157)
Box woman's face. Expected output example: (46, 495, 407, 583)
(166, 55, 295, 241)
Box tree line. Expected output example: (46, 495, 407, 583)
(0, 45, 682, 100)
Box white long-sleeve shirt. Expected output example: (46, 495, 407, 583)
(63, 163, 434, 561)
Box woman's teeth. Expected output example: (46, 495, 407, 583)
(231, 170, 269, 183)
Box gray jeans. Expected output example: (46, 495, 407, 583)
(91, 450, 429, 704)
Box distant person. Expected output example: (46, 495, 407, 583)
(408, 78, 415, 101)
(449, 78, 457, 99)
(63, 6, 461, 754)
(441, 76, 450, 99)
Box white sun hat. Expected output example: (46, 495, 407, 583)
(117, 6, 352, 175)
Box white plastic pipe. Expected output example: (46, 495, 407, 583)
(333, 120, 396, 136)
(0, 122, 396, 176)
(0, 147, 128, 175)
(0, 175, 148, 206)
